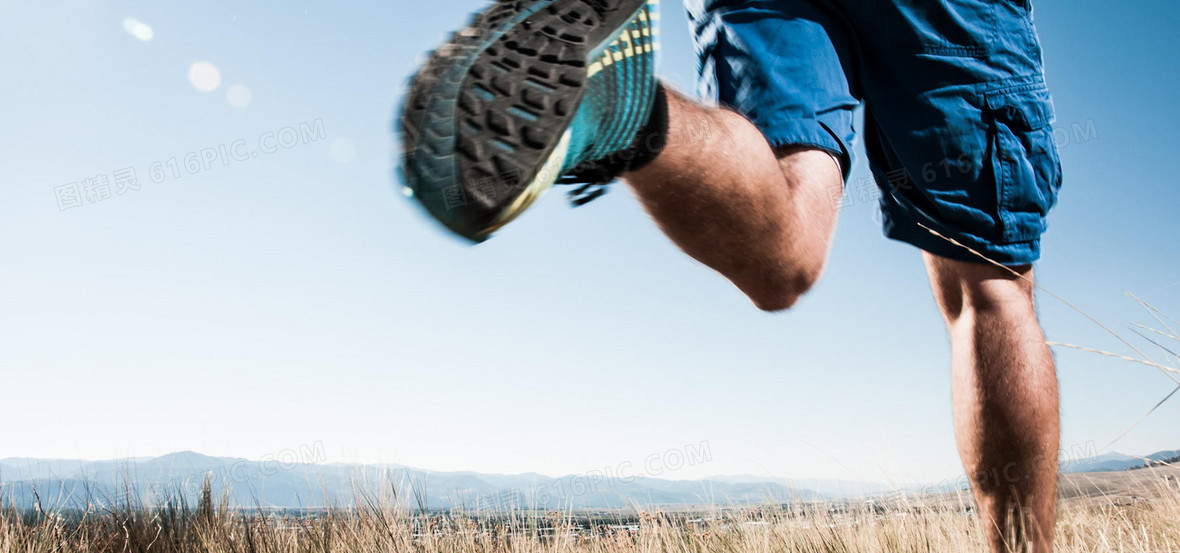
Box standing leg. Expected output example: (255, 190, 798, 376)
(925, 253, 1059, 552)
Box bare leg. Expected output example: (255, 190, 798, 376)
(622, 88, 843, 311)
(925, 253, 1059, 553)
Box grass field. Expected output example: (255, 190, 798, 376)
(3, 467, 1177, 552)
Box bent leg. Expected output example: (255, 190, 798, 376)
(622, 89, 843, 311)
(650, 0, 858, 311)
(925, 253, 1059, 552)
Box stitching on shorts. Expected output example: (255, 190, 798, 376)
(981, 78, 1047, 100)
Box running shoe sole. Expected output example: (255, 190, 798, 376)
(399, 0, 656, 242)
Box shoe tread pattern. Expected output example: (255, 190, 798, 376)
(400, 0, 647, 240)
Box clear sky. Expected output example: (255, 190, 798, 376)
(1, 0, 1177, 485)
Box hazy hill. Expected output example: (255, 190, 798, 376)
(2, 447, 1173, 511)
(1059, 449, 1180, 473)
(0, 452, 820, 510)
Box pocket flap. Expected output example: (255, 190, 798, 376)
(985, 84, 1055, 131)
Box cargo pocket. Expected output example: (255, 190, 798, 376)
(985, 83, 1062, 244)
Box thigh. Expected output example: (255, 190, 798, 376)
(686, 0, 861, 176)
(856, 0, 1063, 266)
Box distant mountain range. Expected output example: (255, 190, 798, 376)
(0, 451, 830, 510)
(1, 448, 1173, 511)
(1059, 449, 1180, 473)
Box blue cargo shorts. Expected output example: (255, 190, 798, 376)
(686, 0, 1063, 265)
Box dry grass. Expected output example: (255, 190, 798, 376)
(2, 470, 1178, 553)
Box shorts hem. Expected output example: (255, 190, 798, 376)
(882, 213, 1042, 266)
(754, 118, 852, 180)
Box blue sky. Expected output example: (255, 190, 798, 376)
(0, 0, 1177, 485)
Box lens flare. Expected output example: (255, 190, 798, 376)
(122, 17, 154, 41)
(188, 61, 221, 92)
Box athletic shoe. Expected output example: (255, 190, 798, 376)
(399, 0, 661, 242)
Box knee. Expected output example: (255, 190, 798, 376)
(936, 281, 1040, 340)
(743, 263, 825, 313)
(948, 280, 1037, 325)
(927, 256, 1037, 325)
